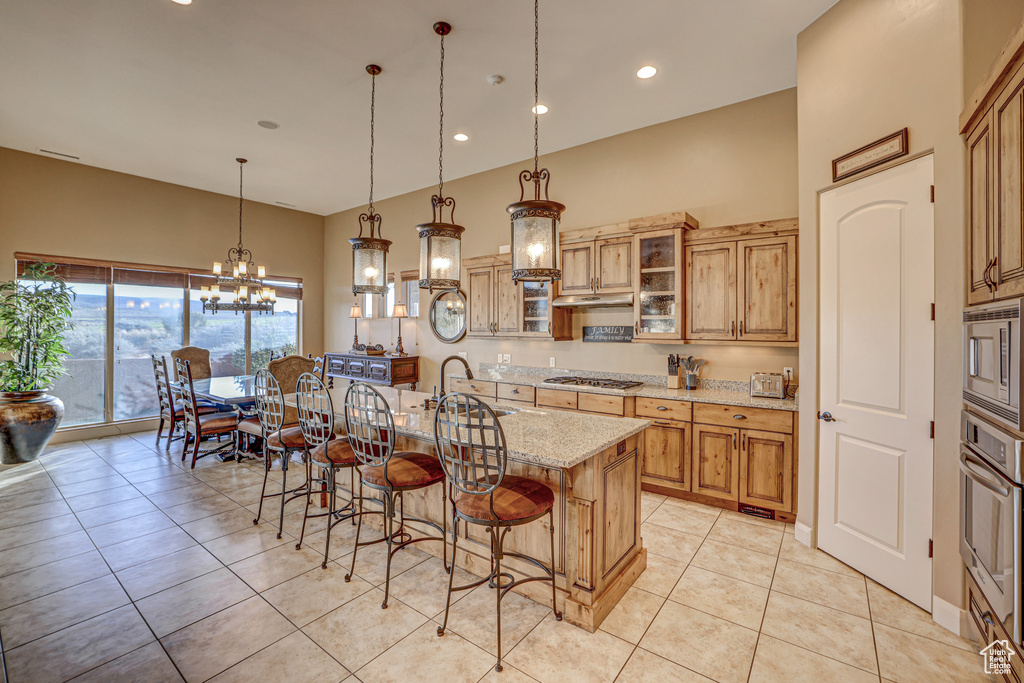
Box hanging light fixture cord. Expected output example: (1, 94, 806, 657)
(237, 160, 244, 249)
(368, 68, 376, 215)
(534, 0, 540, 176)
(438, 29, 445, 197)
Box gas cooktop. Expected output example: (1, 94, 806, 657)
(543, 376, 643, 390)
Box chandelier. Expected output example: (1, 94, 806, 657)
(350, 64, 391, 296)
(508, 0, 564, 283)
(200, 158, 276, 314)
(417, 21, 464, 293)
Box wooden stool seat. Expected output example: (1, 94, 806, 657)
(361, 451, 445, 490)
(267, 425, 305, 449)
(309, 438, 354, 466)
(453, 475, 554, 524)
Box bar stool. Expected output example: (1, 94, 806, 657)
(342, 382, 448, 609)
(252, 369, 309, 538)
(294, 371, 361, 567)
(433, 392, 562, 673)
(174, 359, 240, 469)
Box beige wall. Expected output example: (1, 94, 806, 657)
(963, 0, 1024, 96)
(325, 89, 799, 392)
(0, 147, 325, 358)
(797, 0, 965, 611)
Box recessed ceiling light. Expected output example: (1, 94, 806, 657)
(637, 65, 657, 79)
(532, 104, 548, 115)
(453, 133, 469, 142)
(171, 0, 193, 5)
(257, 120, 280, 130)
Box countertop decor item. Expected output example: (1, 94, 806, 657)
(350, 64, 392, 296)
(417, 22, 465, 293)
(0, 261, 73, 463)
(198, 159, 277, 314)
(677, 356, 705, 391)
(508, 0, 565, 284)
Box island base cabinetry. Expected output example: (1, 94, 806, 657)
(357, 432, 645, 633)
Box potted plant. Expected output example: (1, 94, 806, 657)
(0, 262, 74, 464)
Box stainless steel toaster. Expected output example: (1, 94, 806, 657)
(750, 372, 784, 399)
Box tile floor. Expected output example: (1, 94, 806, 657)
(0, 431, 995, 683)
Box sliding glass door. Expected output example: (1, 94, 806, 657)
(52, 283, 107, 427)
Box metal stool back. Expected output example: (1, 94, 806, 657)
(254, 369, 284, 440)
(435, 393, 507, 511)
(344, 382, 396, 470)
(296, 372, 333, 449)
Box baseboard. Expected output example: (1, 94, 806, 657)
(794, 521, 813, 547)
(50, 418, 160, 444)
(932, 594, 962, 637)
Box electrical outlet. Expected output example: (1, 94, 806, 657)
(497, 353, 503, 364)
(783, 367, 793, 379)
(549, 357, 556, 368)
(502, 354, 511, 364)
(457, 352, 468, 360)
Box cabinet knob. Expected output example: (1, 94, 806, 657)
(511, 388, 520, 394)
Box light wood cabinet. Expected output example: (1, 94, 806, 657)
(560, 236, 633, 295)
(995, 64, 1024, 300)
(968, 110, 995, 305)
(634, 229, 684, 340)
(686, 233, 796, 343)
(642, 422, 690, 486)
(692, 424, 740, 501)
(464, 259, 571, 340)
(739, 429, 793, 513)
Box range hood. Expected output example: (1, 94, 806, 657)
(552, 293, 634, 308)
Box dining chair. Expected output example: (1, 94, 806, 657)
(170, 346, 212, 381)
(267, 354, 315, 427)
(252, 369, 310, 538)
(342, 382, 448, 608)
(174, 359, 240, 469)
(151, 355, 218, 451)
(433, 392, 562, 672)
(295, 372, 363, 567)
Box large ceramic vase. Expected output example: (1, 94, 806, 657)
(0, 391, 64, 464)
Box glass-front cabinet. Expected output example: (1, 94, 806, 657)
(462, 258, 571, 340)
(520, 280, 553, 336)
(634, 228, 683, 340)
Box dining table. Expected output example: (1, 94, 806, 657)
(176, 374, 257, 462)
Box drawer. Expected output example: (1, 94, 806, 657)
(578, 392, 625, 416)
(693, 403, 792, 433)
(537, 388, 578, 410)
(497, 383, 536, 403)
(636, 397, 692, 423)
(345, 358, 367, 378)
(449, 378, 497, 398)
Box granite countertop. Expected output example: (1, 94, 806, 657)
(284, 388, 651, 470)
(460, 365, 799, 412)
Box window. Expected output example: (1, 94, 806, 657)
(401, 271, 420, 318)
(51, 283, 107, 427)
(16, 254, 302, 429)
(384, 279, 396, 318)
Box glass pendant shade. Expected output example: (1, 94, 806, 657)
(417, 216, 463, 292)
(350, 233, 390, 295)
(508, 171, 564, 282)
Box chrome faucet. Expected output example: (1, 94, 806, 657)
(438, 355, 474, 400)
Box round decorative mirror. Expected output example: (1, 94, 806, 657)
(428, 289, 467, 343)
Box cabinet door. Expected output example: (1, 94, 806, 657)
(520, 280, 552, 337)
(559, 242, 594, 294)
(596, 237, 633, 293)
(691, 424, 739, 501)
(739, 429, 793, 512)
(737, 236, 796, 342)
(968, 110, 995, 305)
(467, 267, 495, 337)
(634, 229, 683, 340)
(641, 422, 690, 486)
(995, 67, 1024, 301)
(686, 242, 736, 340)
(495, 265, 521, 335)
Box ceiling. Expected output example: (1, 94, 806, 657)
(0, 0, 837, 216)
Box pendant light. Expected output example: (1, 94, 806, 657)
(417, 22, 464, 293)
(508, 0, 564, 283)
(200, 158, 276, 314)
(350, 65, 391, 296)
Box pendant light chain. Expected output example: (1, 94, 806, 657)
(534, 0, 540, 176)
(368, 68, 376, 216)
(438, 30, 445, 197)
(237, 160, 244, 248)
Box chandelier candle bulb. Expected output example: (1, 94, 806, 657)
(212, 262, 222, 275)
(238, 261, 247, 276)
(257, 265, 265, 278)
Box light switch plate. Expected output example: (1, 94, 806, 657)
(502, 354, 511, 364)
(549, 357, 556, 367)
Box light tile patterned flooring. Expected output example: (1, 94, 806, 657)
(0, 431, 995, 683)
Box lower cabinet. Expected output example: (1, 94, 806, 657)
(692, 424, 740, 501)
(739, 429, 793, 513)
(641, 422, 690, 487)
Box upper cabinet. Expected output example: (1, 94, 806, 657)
(962, 25, 1024, 304)
(634, 229, 684, 340)
(685, 221, 798, 344)
(560, 236, 633, 295)
(464, 256, 572, 340)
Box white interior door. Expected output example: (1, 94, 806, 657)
(817, 155, 935, 610)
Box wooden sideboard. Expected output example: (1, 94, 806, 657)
(323, 352, 419, 390)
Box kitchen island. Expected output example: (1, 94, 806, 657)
(287, 387, 651, 632)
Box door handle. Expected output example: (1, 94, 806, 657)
(992, 257, 1000, 287)
(657, 406, 668, 411)
(654, 421, 672, 426)
(511, 388, 520, 394)
(739, 321, 743, 336)
(960, 450, 1011, 496)
(817, 411, 836, 422)
(733, 414, 747, 420)
(590, 277, 596, 293)
(742, 434, 746, 449)
(731, 321, 735, 336)
(732, 433, 737, 448)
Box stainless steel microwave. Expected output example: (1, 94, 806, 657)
(964, 298, 1023, 432)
